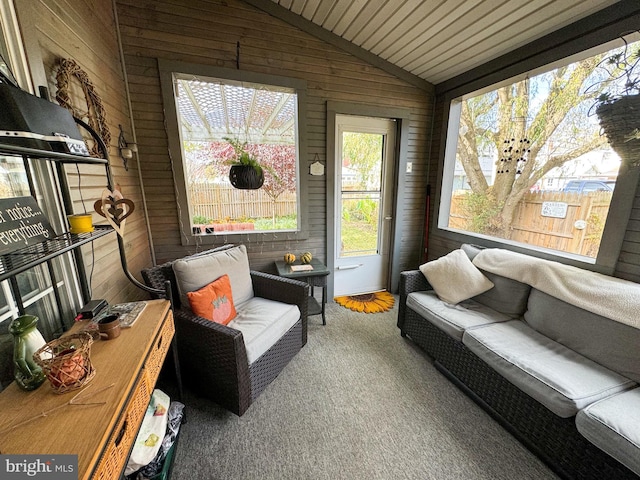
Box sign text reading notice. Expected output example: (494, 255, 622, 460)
(0, 197, 57, 255)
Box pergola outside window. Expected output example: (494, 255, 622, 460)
(174, 75, 300, 235)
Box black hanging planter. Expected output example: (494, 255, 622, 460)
(229, 165, 264, 189)
(596, 95, 640, 168)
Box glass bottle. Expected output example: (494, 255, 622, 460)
(9, 315, 46, 391)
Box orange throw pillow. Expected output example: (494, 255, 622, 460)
(187, 274, 237, 325)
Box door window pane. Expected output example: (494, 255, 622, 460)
(340, 132, 383, 257)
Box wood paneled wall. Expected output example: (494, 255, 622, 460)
(14, 0, 152, 303)
(115, 0, 433, 275)
(617, 191, 640, 282)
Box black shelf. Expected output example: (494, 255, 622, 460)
(0, 142, 109, 165)
(0, 225, 114, 282)
(308, 297, 322, 316)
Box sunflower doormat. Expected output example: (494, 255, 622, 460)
(334, 291, 395, 313)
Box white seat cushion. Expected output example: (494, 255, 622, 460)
(463, 320, 635, 417)
(576, 388, 640, 476)
(228, 297, 300, 364)
(407, 291, 512, 341)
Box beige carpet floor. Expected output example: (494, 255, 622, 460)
(167, 301, 558, 480)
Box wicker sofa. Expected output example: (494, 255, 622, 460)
(398, 244, 640, 480)
(142, 244, 309, 416)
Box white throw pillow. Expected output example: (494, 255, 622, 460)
(419, 249, 494, 304)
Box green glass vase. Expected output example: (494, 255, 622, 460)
(9, 315, 46, 391)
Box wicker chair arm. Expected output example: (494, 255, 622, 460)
(251, 271, 309, 306)
(250, 271, 309, 346)
(141, 262, 175, 300)
(173, 308, 252, 415)
(398, 270, 432, 332)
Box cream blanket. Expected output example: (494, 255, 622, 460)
(472, 248, 640, 329)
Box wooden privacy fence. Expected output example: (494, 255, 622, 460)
(450, 191, 613, 257)
(189, 183, 296, 221)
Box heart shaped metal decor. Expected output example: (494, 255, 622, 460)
(94, 188, 135, 237)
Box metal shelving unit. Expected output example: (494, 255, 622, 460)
(0, 131, 115, 319)
(0, 225, 113, 282)
(0, 116, 162, 321)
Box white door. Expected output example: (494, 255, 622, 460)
(334, 115, 396, 296)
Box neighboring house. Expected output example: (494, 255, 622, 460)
(453, 154, 494, 191)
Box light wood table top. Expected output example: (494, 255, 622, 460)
(0, 299, 171, 480)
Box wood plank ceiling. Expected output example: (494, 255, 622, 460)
(267, 0, 620, 85)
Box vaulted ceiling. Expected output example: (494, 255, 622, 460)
(251, 0, 620, 87)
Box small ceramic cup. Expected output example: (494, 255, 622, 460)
(98, 314, 121, 340)
(68, 214, 94, 234)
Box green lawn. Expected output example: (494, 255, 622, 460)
(341, 221, 378, 254)
(253, 215, 297, 230)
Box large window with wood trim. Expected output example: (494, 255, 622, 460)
(439, 37, 640, 268)
(166, 70, 303, 239)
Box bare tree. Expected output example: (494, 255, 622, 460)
(456, 56, 609, 237)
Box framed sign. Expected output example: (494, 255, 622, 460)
(541, 201, 568, 219)
(0, 196, 57, 255)
(310, 161, 324, 176)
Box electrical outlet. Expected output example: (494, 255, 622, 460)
(406, 162, 413, 173)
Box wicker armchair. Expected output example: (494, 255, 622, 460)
(142, 245, 309, 416)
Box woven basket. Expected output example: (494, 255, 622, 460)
(596, 95, 640, 167)
(33, 332, 95, 393)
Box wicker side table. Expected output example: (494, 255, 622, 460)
(275, 259, 330, 325)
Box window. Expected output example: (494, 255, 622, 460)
(159, 62, 308, 245)
(439, 38, 640, 266)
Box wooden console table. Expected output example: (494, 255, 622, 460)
(0, 299, 174, 480)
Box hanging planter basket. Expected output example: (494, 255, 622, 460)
(229, 165, 264, 189)
(596, 95, 640, 168)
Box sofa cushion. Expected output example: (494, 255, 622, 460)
(173, 245, 254, 310)
(461, 244, 531, 316)
(419, 249, 494, 304)
(525, 289, 640, 384)
(407, 291, 513, 341)
(228, 297, 300, 364)
(576, 388, 640, 476)
(463, 320, 636, 417)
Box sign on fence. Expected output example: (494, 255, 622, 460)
(541, 201, 568, 219)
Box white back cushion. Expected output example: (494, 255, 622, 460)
(173, 244, 254, 309)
